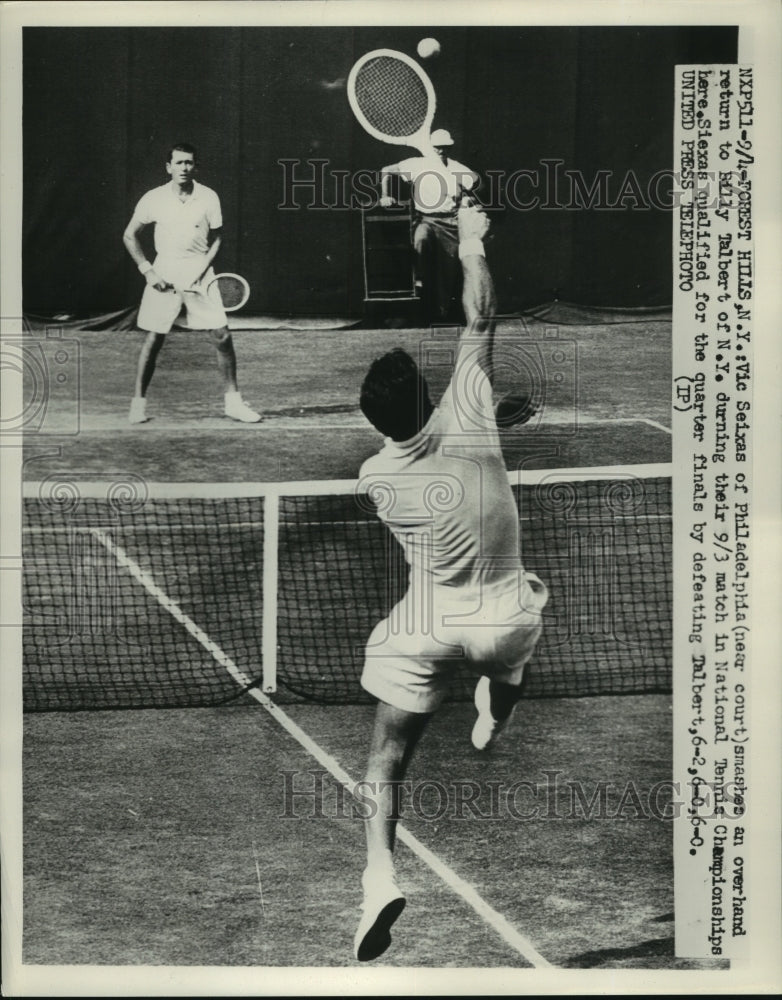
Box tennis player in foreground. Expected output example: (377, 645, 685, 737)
(354, 201, 549, 961)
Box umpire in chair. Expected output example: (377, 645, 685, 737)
(380, 128, 479, 324)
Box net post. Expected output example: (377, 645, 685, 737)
(262, 492, 279, 693)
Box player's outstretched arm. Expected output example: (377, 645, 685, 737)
(458, 203, 497, 381)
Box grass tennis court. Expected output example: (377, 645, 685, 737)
(18, 312, 710, 971)
(22, 316, 670, 483)
(23, 698, 722, 970)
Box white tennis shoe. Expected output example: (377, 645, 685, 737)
(353, 869, 406, 962)
(128, 396, 149, 424)
(471, 676, 515, 751)
(224, 391, 262, 423)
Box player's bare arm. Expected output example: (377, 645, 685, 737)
(457, 202, 496, 381)
(122, 218, 172, 292)
(458, 205, 537, 426)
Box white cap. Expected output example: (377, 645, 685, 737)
(430, 128, 454, 147)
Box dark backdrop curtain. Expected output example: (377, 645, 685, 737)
(23, 25, 737, 317)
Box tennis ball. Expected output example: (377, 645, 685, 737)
(417, 37, 441, 59)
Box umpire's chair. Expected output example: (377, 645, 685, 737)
(361, 204, 422, 326)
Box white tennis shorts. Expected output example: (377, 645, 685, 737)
(137, 261, 227, 334)
(361, 571, 549, 714)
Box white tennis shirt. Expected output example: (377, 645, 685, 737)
(394, 155, 475, 214)
(131, 181, 223, 287)
(359, 355, 523, 594)
(131, 181, 222, 258)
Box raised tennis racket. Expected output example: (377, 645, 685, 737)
(347, 49, 437, 158)
(184, 272, 250, 312)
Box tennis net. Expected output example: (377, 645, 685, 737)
(21, 465, 672, 711)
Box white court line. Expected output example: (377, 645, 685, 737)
(91, 528, 553, 969)
(637, 416, 672, 435)
(75, 413, 672, 435)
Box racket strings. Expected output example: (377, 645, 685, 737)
(215, 275, 248, 309)
(355, 56, 428, 138)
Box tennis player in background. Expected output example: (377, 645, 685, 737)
(353, 201, 548, 961)
(123, 143, 261, 424)
(380, 128, 478, 323)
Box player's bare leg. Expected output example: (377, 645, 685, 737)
(354, 700, 431, 961)
(210, 327, 238, 392)
(363, 701, 431, 860)
(210, 327, 262, 423)
(129, 331, 166, 422)
(134, 332, 166, 397)
(488, 677, 524, 720)
(413, 221, 437, 323)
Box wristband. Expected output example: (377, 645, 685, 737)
(458, 238, 485, 260)
(138, 261, 153, 275)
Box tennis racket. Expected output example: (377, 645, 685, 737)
(184, 272, 250, 312)
(347, 49, 437, 158)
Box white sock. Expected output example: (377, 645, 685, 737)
(363, 850, 395, 889)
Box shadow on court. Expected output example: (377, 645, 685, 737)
(22, 319, 671, 483)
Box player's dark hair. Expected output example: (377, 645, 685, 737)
(167, 143, 197, 163)
(360, 348, 433, 441)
